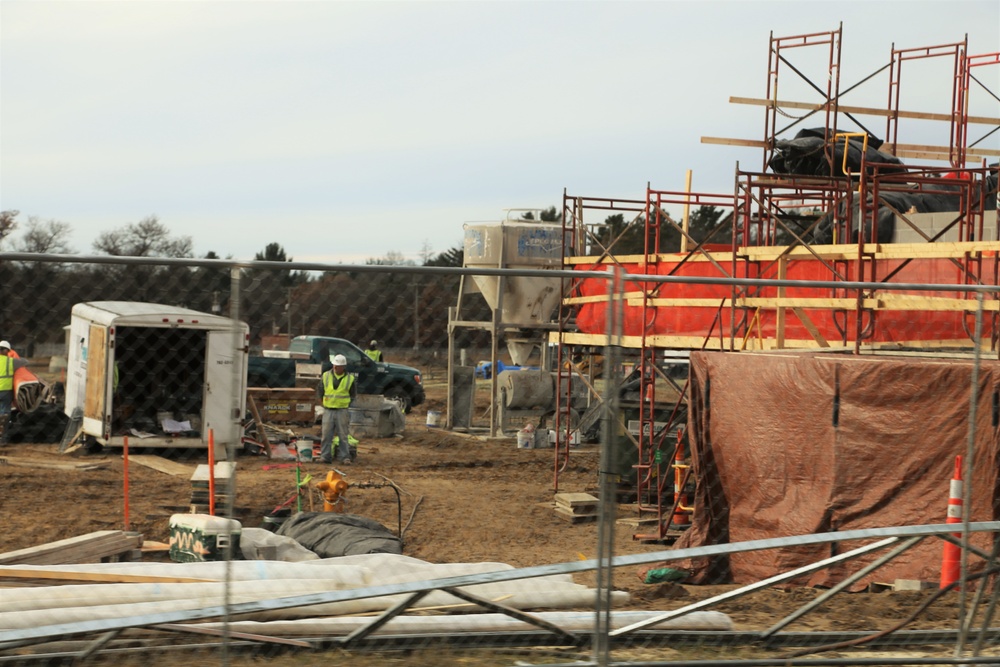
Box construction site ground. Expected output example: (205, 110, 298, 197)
(0, 356, 982, 665)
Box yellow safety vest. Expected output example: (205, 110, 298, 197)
(0, 356, 13, 392)
(322, 371, 355, 409)
(365, 349, 382, 362)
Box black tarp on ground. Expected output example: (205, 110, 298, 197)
(276, 512, 402, 557)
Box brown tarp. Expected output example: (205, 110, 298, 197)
(676, 350, 1000, 589)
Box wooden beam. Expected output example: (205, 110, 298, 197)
(701, 136, 1000, 159)
(626, 296, 998, 312)
(566, 240, 997, 267)
(633, 298, 734, 308)
(740, 240, 998, 261)
(791, 308, 830, 348)
(0, 568, 213, 584)
(776, 256, 787, 349)
(247, 395, 272, 459)
(729, 96, 1000, 125)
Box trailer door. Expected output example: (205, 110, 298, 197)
(83, 324, 109, 439)
(204, 329, 244, 455)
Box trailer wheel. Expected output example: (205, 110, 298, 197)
(84, 436, 103, 455)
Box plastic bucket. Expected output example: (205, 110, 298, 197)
(426, 410, 442, 428)
(516, 429, 533, 449)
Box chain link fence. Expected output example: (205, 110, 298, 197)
(0, 253, 998, 666)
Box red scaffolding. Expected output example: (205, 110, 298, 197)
(551, 27, 1000, 542)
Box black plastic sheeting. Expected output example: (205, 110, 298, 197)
(768, 128, 906, 178)
(276, 511, 402, 557)
(768, 128, 999, 244)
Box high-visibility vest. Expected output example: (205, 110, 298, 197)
(365, 349, 382, 362)
(0, 356, 13, 392)
(322, 371, 355, 409)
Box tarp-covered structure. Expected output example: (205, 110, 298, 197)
(676, 350, 1000, 589)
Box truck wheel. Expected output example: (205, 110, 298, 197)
(384, 387, 412, 414)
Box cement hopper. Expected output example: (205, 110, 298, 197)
(463, 221, 564, 365)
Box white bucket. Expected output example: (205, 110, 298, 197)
(426, 410, 442, 428)
(516, 428, 534, 449)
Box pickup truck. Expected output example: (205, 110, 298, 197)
(247, 336, 425, 412)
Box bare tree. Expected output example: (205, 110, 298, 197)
(15, 217, 74, 255)
(419, 239, 434, 265)
(92, 215, 192, 257)
(0, 210, 19, 248)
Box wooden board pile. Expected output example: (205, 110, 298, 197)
(190, 462, 237, 514)
(0, 531, 143, 566)
(553, 493, 599, 523)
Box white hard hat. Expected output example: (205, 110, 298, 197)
(0, 341, 9, 350)
(333, 354, 347, 366)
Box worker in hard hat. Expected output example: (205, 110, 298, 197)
(364, 340, 383, 363)
(320, 354, 357, 464)
(0, 341, 26, 445)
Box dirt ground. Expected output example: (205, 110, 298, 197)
(0, 360, 980, 662)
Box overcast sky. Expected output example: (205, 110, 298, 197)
(1, 1, 997, 264)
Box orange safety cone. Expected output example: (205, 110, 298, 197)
(940, 455, 963, 590)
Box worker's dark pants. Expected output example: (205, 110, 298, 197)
(0, 390, 12, 444)
(320, 408, 351, 462)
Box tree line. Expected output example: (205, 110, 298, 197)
(0, 204, 736, 356)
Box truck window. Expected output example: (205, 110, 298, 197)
(289, 339, 312, 356)
(331, 342, 365, 365)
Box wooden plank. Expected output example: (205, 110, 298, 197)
(0, 456, 108, 471)
(616, 516, 660, 528)
(0, 568, 212, 584)
(549, 331, 728, 350)
(728, 95, 1000, 125)
(567, 241, 998, 266)
(553, 505, 597, 523)
(776, 256, 787, 349)
(191, 461, 237, 482)
(247, 395, 273, 458)
(128, 455, 195, 478)
(631, 298, 734, 308)
(0, 531, 143, 565)
(791, 307, 830, 348)
(701, 135, 1000, 160)
(554, 492, 599, 508)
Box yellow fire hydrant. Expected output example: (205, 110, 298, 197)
(315, 470, 349, 512)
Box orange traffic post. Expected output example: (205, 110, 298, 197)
(207, 429, 216, 516)
(940, 454, 963, 590)
(123, 435, 130, 531)
(672, 432, 692, 527)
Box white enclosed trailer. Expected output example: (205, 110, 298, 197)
(65, 301, 249, 457)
